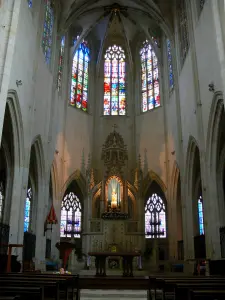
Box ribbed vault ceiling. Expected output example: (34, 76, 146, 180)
(59, 0, 173, 63)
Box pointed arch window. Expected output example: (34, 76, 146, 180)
(140, 40, 160, 112)
(24, 187, 32, 232)
(145, 193, 166, 238)
(60, 192, 82, 238)
(70, 41, 90, 112)
(177, 0, 189, 67)
(198, 195, 204, 235)
(103, 45, 126, 116)
(0, 182, 4, 222)
(166, 39, 174, 88)
(42, 0, 54, 65)
(57, 36, 65, 91)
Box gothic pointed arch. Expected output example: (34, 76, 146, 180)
(103, 44, 126, 116)
(140, 39, 160, 112)
(60, 180, 83, 238)
(0, 91, 24, 247)
(61, 170, 86, 200)
(143, 170, 166, 196)
(144, 180, 167, 240)
(206, 92, 224, 175)
(7, 90, 25, 168)
(24, 136, 45, 233)
(186, 137, 206, 258)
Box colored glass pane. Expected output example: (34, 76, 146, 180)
(103, 45, 126, 116)
(198, 196, 204, 235)
(70, 41, 90, 112)
(145, 193, 166, 239)
(60, 192, 82, 238)
(24, 187, 32, 232)
(0, 182, 4, 222)
(167, 39, 174, 88)
(28, 0, 32, 8)
(57, 36, 65, 91)
(140, 40, 160, 112)
(42, 0, 54, 65)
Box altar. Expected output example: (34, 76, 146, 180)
(83, 128, 144, 272)
(88, 251, 140, 277)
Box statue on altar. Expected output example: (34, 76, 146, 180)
(107, 177, 121, 211)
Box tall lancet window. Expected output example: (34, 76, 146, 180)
(177, 0, 189, 67)
(140, 40, 160, 112)
(57, 36, 65, 91)
(103, 45, 126, 116)
(42, 0, 54, 65)
(70, 41, 90, 112)
(166, 39, 174, 89)
(198, 195, 204, 235)
(0, 182, 4, 222)
(145, 193, 166, 238)
(60, 192, 82, 238)
(24, 187, 32, 232)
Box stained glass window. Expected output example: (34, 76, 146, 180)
(0, 182, 4, 222)
(198, 196, 204, 235)
(70, 41, 90, 111)
(103, 45, 126, 116)
(42, 0, 54, 65)
(167, 39, 174, 88)
(177, 0, 189, 67)
(140, 40, 160, 112)
(57, 36, 65, 91)
(60, 192, 82, 238)
(28, 0, 32, 8)
(24, 187, 32, 232)
(145, 193, 166, 238)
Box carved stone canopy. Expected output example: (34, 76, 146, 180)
(101, 130, 128, 168)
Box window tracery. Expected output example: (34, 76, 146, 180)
(103, 45, 126, 116)
(0, 182, 4, 222)
(140, 40, 160, 112)
(70, 41, 90, 112)
(60, 192, 82, 238)
(166, 39, 174, 88)
(145, 193, 166, 238)
(57, 36, 65, 91)
(198, 195, 204, 235)
(42, 0, 54, 65)
(177, 0, 189, 67)
(24, 187, 32, 232)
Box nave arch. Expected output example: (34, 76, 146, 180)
(0, 90, 24, 248)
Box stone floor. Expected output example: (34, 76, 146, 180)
(80, 289, 148, 300)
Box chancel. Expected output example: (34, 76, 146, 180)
(1, 0, 225, 299)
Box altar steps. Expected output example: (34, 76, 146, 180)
(80, 289, 147, 300)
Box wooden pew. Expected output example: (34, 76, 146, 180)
(0, 279, 59, 300)
(148, 276, 225, 300)
(0, 273, 79, 300)
(190, 289, 225, 300)
(175, 283, 225, 300)
(0, 286, 43, 300)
